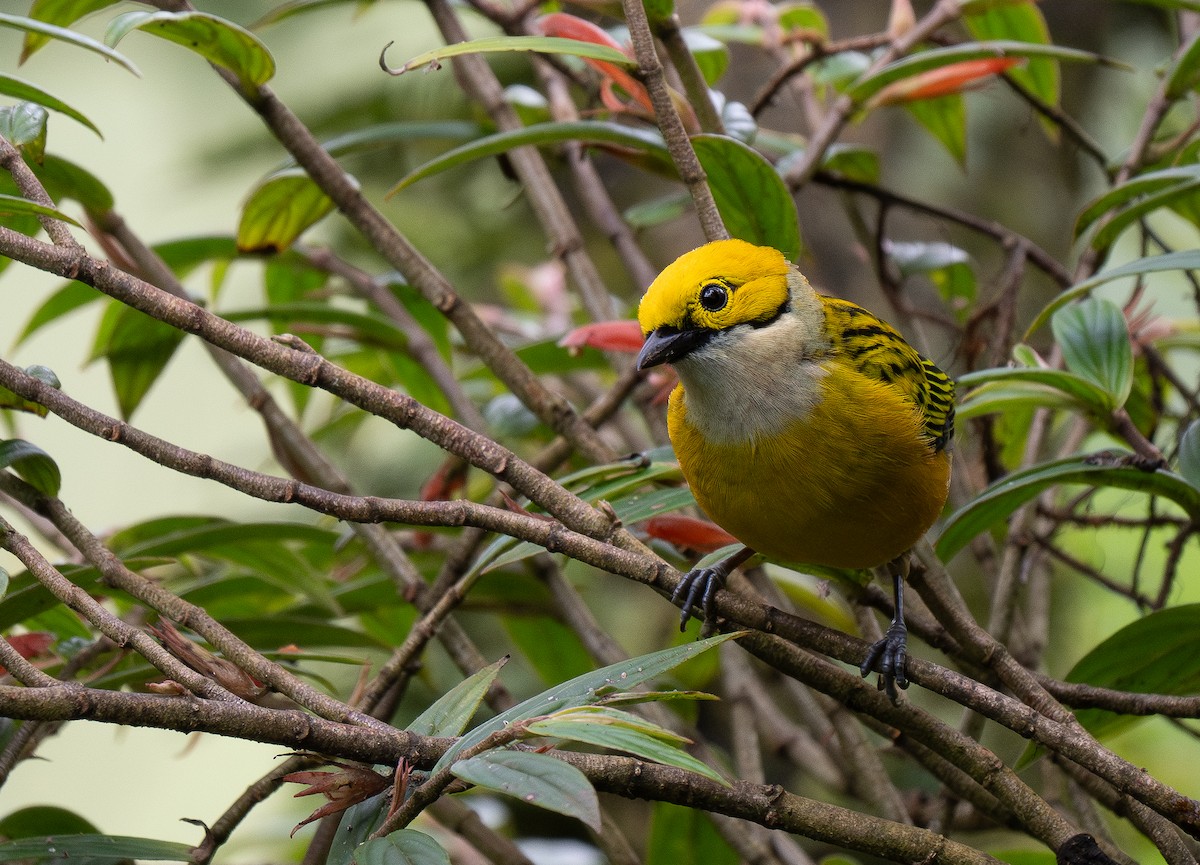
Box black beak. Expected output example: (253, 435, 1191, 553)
(636, 327, 713, 370)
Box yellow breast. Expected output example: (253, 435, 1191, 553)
(667, 360, 951, 569)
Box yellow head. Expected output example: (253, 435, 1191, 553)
(636, 239, 795, 370)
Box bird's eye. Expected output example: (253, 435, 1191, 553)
(698, 283, 728, 312)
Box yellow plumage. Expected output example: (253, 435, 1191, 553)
(636, 239, 955, 695)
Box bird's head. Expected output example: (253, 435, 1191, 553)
(636, 239, 795, 370)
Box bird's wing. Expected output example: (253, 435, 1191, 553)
(820, 296, 955, 452)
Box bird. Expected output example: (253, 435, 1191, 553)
(635, 238, 955, 698)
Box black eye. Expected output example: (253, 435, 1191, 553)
(698, 283, 728, 312)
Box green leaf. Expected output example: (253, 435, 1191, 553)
(34, 155, 114, 214)
(903, 93, 966, 165)
(16, 281, 101, 346)
(682, 28, 728, 85)
(382, 35, 634, 75)
(1067, 605, 1200, 741)
(0, 13, 139, 74)
(1090, 179, 1200, 252)
(936, 454, 1200, 561)
(0, 104, 48, 164)
(1051, 297, 1132, 410)
(388, 121, 671, 195)
(407, 656, 508, 737)
(0, 806, 97, 837)
(253, 0, 381, 30)
(647, 802, 739, 865)
(313, 121, 481, 162)
(236, 169, 335, 253)
(956, 366, 1116, 413)
(846, 41, 1120, 105)
(434, 633, 738, 773)
(0, 193, 81, 228)
(0, 75, 101, 137)
(691, 134, 802, 262)
(528, 707, 727, 783)
(962, 1, 1058, 121)
(1179, 420, 1200, 488)
(1166, 28, 1200, 98)
(886, 240, 975, 313)
(327, 793, 389, 865)
(624, 193, 690, 229)
(451, 750, 600, 831)
(21, 0, 122, 61)
(0, 439, 61, 497)
(643, 0, 675, 25)
(354, 832, 449, 865)
(1074, 166, 1200, 240)
(1024, 250, 1200, 338)
(819, 144, 879, 183)
(0, 834, 194, 863)
(223, 303, 410, 351)
(89, 303, 186, 419)
(105, 10, 275, 92)
(956, 379, 1089, 422)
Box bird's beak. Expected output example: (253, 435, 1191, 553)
(636, 327, 711, 370)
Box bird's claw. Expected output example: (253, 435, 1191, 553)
(860, 619, 909, 702)
(672, 566, 724, 632)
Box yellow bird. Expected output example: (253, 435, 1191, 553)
(636, 239, 955, 696)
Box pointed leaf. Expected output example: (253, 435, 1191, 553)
(105, 10, 274, 92)
(408, 656, 508, 737)
(962, 1, 1058, 113)
(0, 439, 61, 497)
(902, 93, 966, 164)
(0, 835, 193, 862)
(1051, 297, 1132, 409)
(388, 122, 670, 195)
(1086, 178, 1200, 252)
(16, 281, 102, 345)
(0, 13, 139, 73)
(1166, 28, 1200, 98)
(647, 802, 739, 865)
(327, 793, 388, 865)
(956, 366, 1117, 417)
(34, 155, 114, 214)
(1025, 250, 1200, 338)
(237, 169, 335, 253)
(382, 35, 634, 76)
(434, 633, 739, 772)
(847, 41, 1120, 105)
(0, 75, 100, 137)
(451, 750, 600, 831)
(21, 0, 123, 61)
(1074, 166, 1200, 240)
(1179, 419, 1200, 488)
(528, 711, 726, 783)
(0, 193, 81, 228)
(90, 303, 186, 419)
(354, 831, 449, 865)
(682, 28, 728, 85)
(0, 103, 47, 162)
(872, 57, 1021, 105)
(937, 454, 1200, 561)
(1067, 605, 1200, 742)
(691, 134, 802, 261)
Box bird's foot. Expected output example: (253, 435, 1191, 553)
(672, 546, 754, 632)
(860, 619, 909, 702)
(672, 565, 725, 633)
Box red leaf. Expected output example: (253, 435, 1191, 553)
(558, 320, 645, 354)
(643, 514, 738, 553)
(536, 14, 654, 115)
(871, 57, 1022, 106)
(0, 632, 54, 674)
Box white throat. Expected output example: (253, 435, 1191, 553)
(675, 290, 830, 444)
